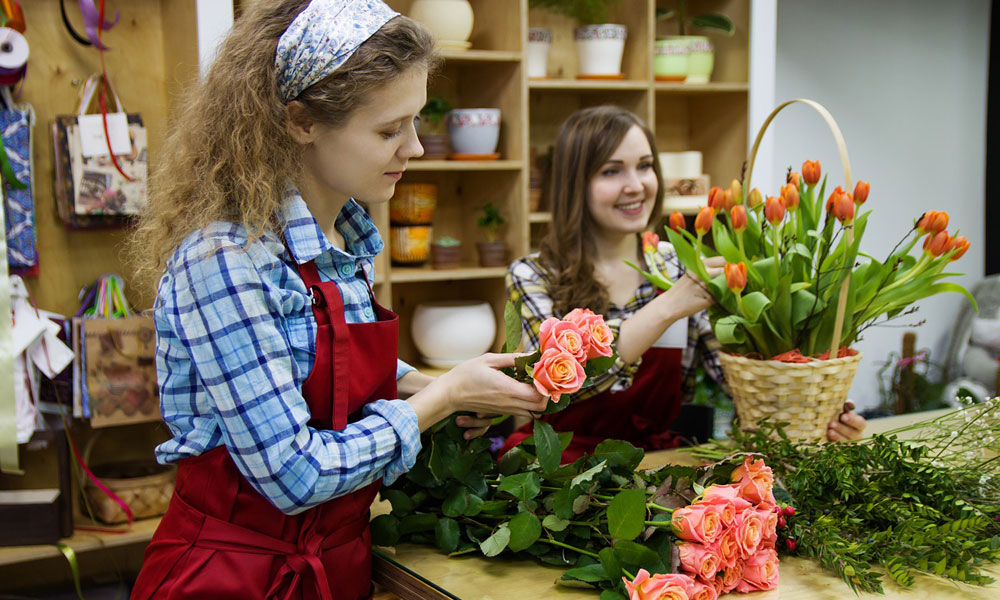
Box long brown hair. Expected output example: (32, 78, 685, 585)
(538, 105, 664, 316)
(128, 1, 437, 293)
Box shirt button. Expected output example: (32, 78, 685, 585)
(364, 306, 374, 318)
(340, 264, 353, 277)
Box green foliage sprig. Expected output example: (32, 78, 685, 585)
(529, 0, 621, 25)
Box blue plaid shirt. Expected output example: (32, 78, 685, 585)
(153, 192, 420, 514)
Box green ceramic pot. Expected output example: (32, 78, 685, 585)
(653, 37, 690, 82)
(686, 36, 715, 84)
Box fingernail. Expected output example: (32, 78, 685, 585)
(841, 414, 850, 423)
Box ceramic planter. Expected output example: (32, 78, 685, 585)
(685, 36, 715, 84)
(653, 37, 691, 82)
(574, 24, 627, 77)
(431, 243, 462, 269)
(409, 0, 474, 51)
(446, 109, 501, 155)
(417, 132, 450, 160)
(390, 183, 437, 225)
(390, 225, 431, 264)
(527, 28, 552, 79)
(476, 240, 507, 267)
(412, 301, 496, 368)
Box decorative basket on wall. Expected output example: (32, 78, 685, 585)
(82, 432, 175, 524)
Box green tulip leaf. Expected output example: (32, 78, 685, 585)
(714, 315, 748, 346)
(690, 13, 734, 34)
(791, 289, 823, 328)
(741, 291, 771, 322)
(625, 259, 673, 291)
(666, 228, 709, 281)
(508, 511, 542, 552)
(607, 489, 647, 541)
(711, 219, 743, 263)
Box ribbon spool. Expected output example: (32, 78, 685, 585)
(0, 27, 26, 86)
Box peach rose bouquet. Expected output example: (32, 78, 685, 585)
(502, 300, 618, 410)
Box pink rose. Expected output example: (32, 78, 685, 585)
(697, 485, 750, 528)
(671, 504, 723, 544)
(757, 504, 778, 546)
(731, 456, 776, 505)
(682, 577, 718, 600)
(678, 543, 722, 582)
(734, 507, 764, 559)
(714, 528, 740, 569)
(736, 547, 780, 592)
(564, 308, 614, 359)
(531, 346, 586, 403)
(623, 569, 693, 600)
(538, 317, 588, 363)
(720, 561, 744, 594)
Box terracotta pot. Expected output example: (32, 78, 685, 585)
(390, 225, 432, 264)
(390, 183, 437, 225)
(431, 244, 462, 269)
(476, 241, 507, 267)
(417, 133, 450, 160)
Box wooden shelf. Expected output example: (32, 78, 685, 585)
(654, 82, 749, 94)
(407, 160, 523, 171)
(529, 79, 651, 91)
(528, 212, 551, 223)
(0, 516, 162, 567)
(439, 49, 521, 63)
(390, 265, 508, 283)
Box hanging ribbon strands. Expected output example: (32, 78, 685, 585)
(0, 6, 27, 191)
(0, 0, 23, 33)
(76, 0, 119, 50)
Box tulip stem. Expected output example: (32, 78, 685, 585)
(772, 224, 781, 276)
(736, 231, 746, 261)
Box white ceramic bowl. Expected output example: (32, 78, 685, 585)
(446, 109, 501, 155)
(411, 300, 496, 368)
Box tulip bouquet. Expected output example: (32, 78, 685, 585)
(634, 163, 976, 360)
(500, 301, 617, 411)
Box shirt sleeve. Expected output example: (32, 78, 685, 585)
(506, 257, 640, 401)
(164, 243, 420, 514)
(396, 359, 416, 381)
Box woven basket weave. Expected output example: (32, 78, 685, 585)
(83, 433, 175, 524)
(718, 352, 862, 441)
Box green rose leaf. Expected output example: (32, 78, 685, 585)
(370, 514, 399, 546)
(585, 353, 617, 377)
(497, 472, 542, 502)
(553, 485, 583, 519)
(613, 540, 662, 570)
(533, 419, 562, 475)
(508, 511, 542, 552)
(572, 494, 590, 515)
(442, 487, 470, 517)
(464, 494, 485, 517)
(607, 489, 646, 541)
(542, 514, 570, 532)
(478, 500, 512, 517)
(561, 563, 610, 583)
(504, 300, 524, 353)
(479, 524, 511, 557)
(599, 547, 623, 581)
(594, 440, 645, 471)
(600, 590, 628, 600)
(382, 489, 414, 517)
(571, 460, 608, 488)
(399, 513, 438, 536)
(499, 446, 529, 476)
(435, 518, 461, 553)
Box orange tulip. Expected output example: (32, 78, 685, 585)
(923, 231, 953, 257)
(787, 171, 801, 190)
(853, 180, 870, 206)
(730, 205, 748, 233)
(668, 211, 686, 233)
(695, 206, 715, 235)
(730, 179, 743, 204)
(780, 183, 800, 211)
(825, 186, 844, 213)
(747, 188, 764, 209)
(764, 196, 785, 225)
(917, 210, 949, 235)
(708, 186, 725, 211)
(801, 160, 821, 186)
(831, 191, 854, 223)
(725, 262, 747, 294)
(641, 231, 659, 253)
(723, 189, 735, 211)
(950, 236, 970, 261)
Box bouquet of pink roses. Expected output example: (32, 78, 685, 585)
(502, 301, 618, 410)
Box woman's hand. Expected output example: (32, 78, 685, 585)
(827, 400, 867, 442)
(655, 256, 725, 321)
(455, 413, 499, 440)
(407, 353, 547, 433)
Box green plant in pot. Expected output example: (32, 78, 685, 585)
(417, 96, 452, 160)
(431, 236, 462, 270)
(530, 0, 627, 77)
(654, 1, 734, 83)
(476, 203, 506, 267)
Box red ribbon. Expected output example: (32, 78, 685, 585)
(94, 0, 133, 182)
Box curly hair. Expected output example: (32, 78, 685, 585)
(128, 1, 437, 293)
(537, 106, 664, 317)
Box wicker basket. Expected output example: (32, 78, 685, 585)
(718, 352, 862, 441)
(82, 433, 175, 524)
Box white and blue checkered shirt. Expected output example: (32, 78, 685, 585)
(153, 191, 420, 514)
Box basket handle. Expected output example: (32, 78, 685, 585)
(741, 99, 854, 358)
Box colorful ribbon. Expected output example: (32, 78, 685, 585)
(77, 0, 118, 50)
(55, 543, 86, 600)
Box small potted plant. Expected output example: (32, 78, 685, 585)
(417, 96, 452, 160)
(431, 236, 462, 269)
(654, 1, 734, 83)
(530, 0, 626, 78)
(476, 203, 507, 267)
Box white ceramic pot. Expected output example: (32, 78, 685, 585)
(685, 36, 715, 84)
(526, 28, 552, 79)
(412, 301, 496, 368)
(653, 37, 691, 82)
(574, 24, 627, 76)
(409, 0, 474, 49)
(446, 108, 501, 155)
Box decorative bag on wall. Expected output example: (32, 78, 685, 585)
(52, 75, 147, 228)
(2, 103, 37, 275)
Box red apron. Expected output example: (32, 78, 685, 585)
(499, 346, 683, 463)
(132, 259, 398, 600)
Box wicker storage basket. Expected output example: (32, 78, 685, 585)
(82, 434, 175, 524)
(718, 352, 862, 441)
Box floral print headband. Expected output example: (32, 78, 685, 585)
(275, 0, 398, 103)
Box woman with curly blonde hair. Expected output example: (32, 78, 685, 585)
(129, 2, 544, 598)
